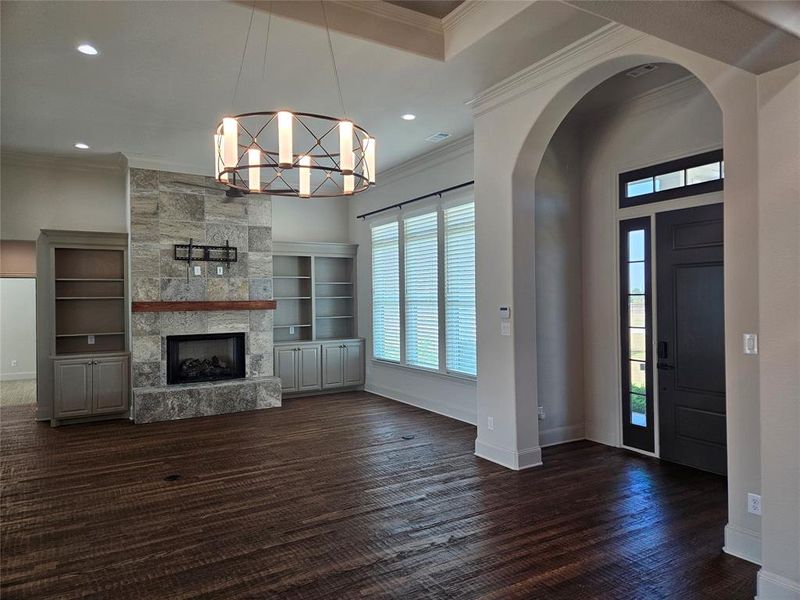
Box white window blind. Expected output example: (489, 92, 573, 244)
(371, 222, 400, 362)
(404, 212, 439, 369)
(444, 203, 476, 376)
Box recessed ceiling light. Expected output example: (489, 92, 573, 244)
(402, 114, 416, 121)
(77, 44, 98, 56)
(74, 142, 90, 150)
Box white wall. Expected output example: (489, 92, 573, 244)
(756, 59, 800, 600)
(534, 118, 585, 446)
(348, 137, 477, 424)
(1, 158, 128, 240)
(272, 196, 350, 243)
(0, 278, 36, 380)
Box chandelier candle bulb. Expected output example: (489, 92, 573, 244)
(214, 134, 227, 182)
(248, 148, 261, 191)
(277, 111, 293, 168)
(222, 117, 238, 176)
(339, 120, 354, 175)
(363, 137, 376, 184)
(343, 174, 354, 195)
(299, 155, 311, 197)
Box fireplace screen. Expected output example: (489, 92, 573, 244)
(166, 332, 246, 385)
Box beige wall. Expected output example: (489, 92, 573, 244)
(756, 59, 800, 599)
(534, 118, 585, 446)
(272, 196, 350, 243)
(1, 158, 128, 240)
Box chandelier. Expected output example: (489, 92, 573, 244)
(213, 3, 375, 198)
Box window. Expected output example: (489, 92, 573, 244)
(620, 149, 723, 207)
(444, 203, 476, 376)
(370, 200, 476, 378)
(620, 217, 654, 453)
(404, 212, 439, 369)
(371, 222, 400, 362)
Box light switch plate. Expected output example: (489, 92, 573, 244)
(217, 266, 224, 275)
(87, 335, 95, 345)
(743, 333, 758, 355)
(289, 326, 295, 335)
(193, 265, 202, 276)
(500, 321, 511, 336)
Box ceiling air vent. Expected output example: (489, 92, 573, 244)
(425, 132, 451, 143)
(626, 64, 659, 78)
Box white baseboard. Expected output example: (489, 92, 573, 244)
(724, 523, 762, 565)
(474, 438, 542, 470)
(539, 423, 585, 447)
(0, 371, 36, 381)
(365, 383, 476, 425)
(758, 570, 800, 600)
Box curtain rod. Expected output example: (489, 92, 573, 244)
(356, 180, 474, 220)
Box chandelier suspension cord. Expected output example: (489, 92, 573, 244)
(232, 2, 257, 110)
(261, 1, 273, 83)
(320, 0, 347, 119)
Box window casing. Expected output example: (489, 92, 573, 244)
(370, 199, 476, 378)
(619, 149, 723, 208)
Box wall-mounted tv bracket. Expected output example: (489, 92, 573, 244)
(174, 239, 238, 281)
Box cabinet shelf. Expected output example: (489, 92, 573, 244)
(56, 296, 124, 300)
(55, 278, 124, 282)
(274, 296, 312, 300)
(274, 275, 311, 279)
(317, 296, 353, 299)
(274, 324, 312, 329)
(316, 315, 354, 320)
(316, 281, 353, 285)
(56, 332, 125, 338)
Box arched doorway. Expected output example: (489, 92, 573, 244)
(473, 27, 761, 565)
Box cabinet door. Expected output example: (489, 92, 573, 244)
(343, 342, 364, 386)
(275, 347, 299, 393)
(54, 359, 92, 418)
(297, 346, 321, 392)
(321, 344, 345, 389)
(93, 357, 129, 414)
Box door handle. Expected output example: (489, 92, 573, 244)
(656, 362, 674, 370)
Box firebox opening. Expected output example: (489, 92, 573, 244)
(166, 332, 246, 385)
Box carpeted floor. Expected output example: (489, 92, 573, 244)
(0, 379, 36, 406)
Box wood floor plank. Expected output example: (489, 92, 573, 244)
(1, 392, 756, 599)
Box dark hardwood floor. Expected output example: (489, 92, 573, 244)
(1, 392, 756, 599)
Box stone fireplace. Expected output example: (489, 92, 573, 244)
(128, 168, 281, 423)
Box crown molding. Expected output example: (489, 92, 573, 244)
(376, 134, 473, 187)
(338, 1, 442, 34)
(441, 0, 484, 33)
(466, 24, 646, 116)
(0, 149, 126, 173)
(125, 155, 212, 177)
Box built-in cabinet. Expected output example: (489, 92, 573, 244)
(275, 339, 364, 395)
(54, 355, 129, 418)
(36, 230, 130, 425)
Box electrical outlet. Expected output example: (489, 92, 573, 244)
(193, 265, 202, 276)
(747, 493, 762, 516)
(216, 266, 224, 275)
(289, 326, 295, 335)
(487, 416, 494, 430)
(538, 406, 546, 421)
(87, 335, 95, 345)
(10, 360, 17, 367)
(743, 333, 758, 355)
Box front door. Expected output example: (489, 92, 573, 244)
(656, 203, 726, 475)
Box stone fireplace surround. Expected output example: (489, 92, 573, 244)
(129, 168, 281, 423)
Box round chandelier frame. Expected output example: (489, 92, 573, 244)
(214, 110, 375, 198)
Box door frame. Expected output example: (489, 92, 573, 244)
(615, 190, 725, 458)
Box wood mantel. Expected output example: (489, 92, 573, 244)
(132, 300, 277, 312)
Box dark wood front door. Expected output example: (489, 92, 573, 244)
(656, 203, 726, 475)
